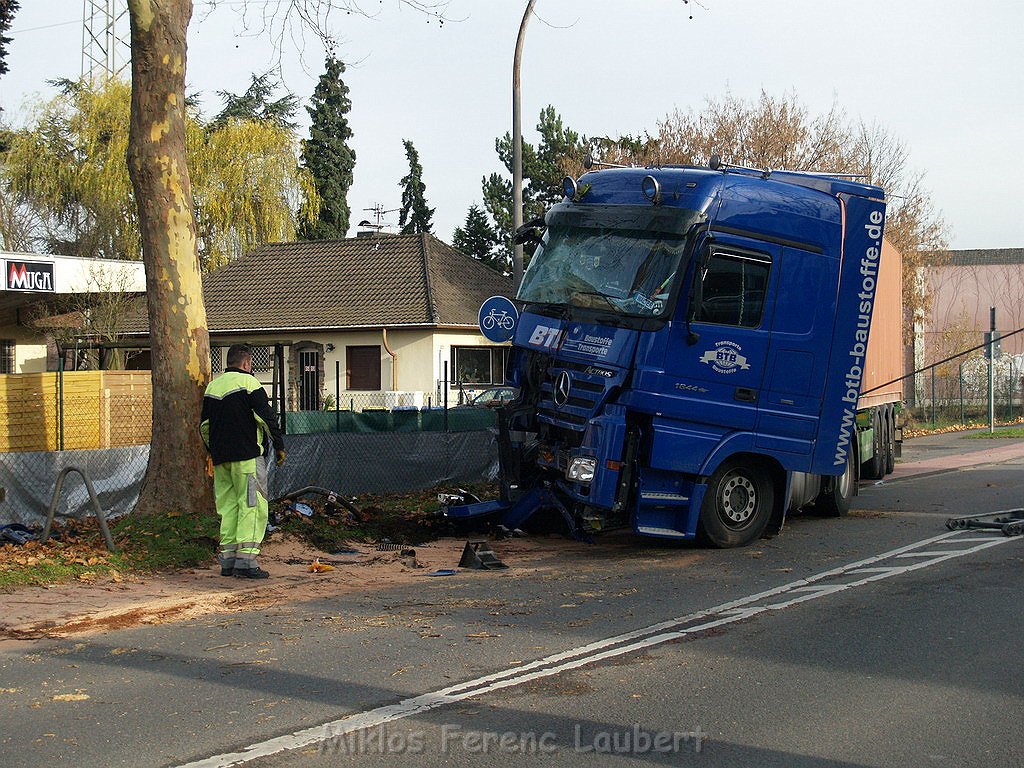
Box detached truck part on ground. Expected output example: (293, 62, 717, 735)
(446, 159, 903, 547)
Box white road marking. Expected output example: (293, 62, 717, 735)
(896, 550, 972, 557)
(951, 536, 1009, 542)
(177, 528, 1018, 768)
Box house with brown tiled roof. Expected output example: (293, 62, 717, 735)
(122, 233, 514, 410)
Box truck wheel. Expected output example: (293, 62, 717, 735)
(860, 411, 884, 481)
(815, 449, 855, 517)
(696, 460, 774, 548)
(883, 407, 896, 475)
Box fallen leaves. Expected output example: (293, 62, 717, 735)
(0, 523, 115, 580)
(52, 693, 90, 702)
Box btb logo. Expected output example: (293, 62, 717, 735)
(699, 341, 751, 375)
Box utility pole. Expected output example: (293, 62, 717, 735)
(82, 0, 130, 83)
(988, 306, 996, 433)
(512, 0, 537, 291)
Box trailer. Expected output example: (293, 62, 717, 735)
(447, 157, 904, 546)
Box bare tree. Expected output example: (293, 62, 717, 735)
(28, 262, 144, 370)
(572, 91, 948, 343)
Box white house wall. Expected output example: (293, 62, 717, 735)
(12, 328, 47, 373)
(224, 328, 511, 410)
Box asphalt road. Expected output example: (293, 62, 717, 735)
(1, 437, 1022, 768)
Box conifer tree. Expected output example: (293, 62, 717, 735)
(398, 139, 434, 235)
(0, 0, 18, 78)
(212, 73, 298, 129)
(298, 56, 355, 240)
(453, 204, 502, 273)
(475, 105, 583, 270)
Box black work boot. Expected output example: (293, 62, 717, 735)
(232, 566, 270, 579)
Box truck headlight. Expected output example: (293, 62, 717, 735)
(566, 457, 597, 484)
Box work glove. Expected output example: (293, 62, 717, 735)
(275, 449, 287, 467)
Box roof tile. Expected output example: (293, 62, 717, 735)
(122, 234, 512, 333)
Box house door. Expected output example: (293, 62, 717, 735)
(298, 349, 320, 411)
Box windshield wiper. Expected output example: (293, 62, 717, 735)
(522, 299, 573, 322)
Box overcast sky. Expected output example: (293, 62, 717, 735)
(3, 1, 1021, 250)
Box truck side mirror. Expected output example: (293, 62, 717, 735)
(512, 216, 547, 246)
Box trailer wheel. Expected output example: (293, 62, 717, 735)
(815, 449, 856, 517)
(697, 460, 774, 548)
(861, 410, 885, 481)
(883, 407, 896, 475)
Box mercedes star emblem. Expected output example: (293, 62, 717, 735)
(553, 370, 572, 408)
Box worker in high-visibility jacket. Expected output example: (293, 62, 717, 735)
(200, 343, 285, 579)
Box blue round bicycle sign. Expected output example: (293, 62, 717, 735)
(478, 296, 519, 343)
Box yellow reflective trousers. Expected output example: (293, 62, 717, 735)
(213, 457, 269, 571)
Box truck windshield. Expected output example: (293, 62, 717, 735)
(517, 204, 702, 318)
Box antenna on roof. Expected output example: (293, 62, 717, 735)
(358, 204, 401, 236)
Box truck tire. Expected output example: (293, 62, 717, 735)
(883, 406, 896, 475)
(861, 410, 885, 481)
(815, 449, 856, 517)
(696, 460, 774, 548)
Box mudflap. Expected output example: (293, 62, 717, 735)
(764, 472, 793, 538)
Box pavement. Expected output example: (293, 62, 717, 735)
(2, 427, 1022, 642)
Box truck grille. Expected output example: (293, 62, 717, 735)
(536, 361, 621, 432)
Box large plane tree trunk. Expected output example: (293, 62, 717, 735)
(126, 0, 214, 517)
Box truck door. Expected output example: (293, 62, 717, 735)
(755, 245, 837, 467)
(663, 234, 777, 432)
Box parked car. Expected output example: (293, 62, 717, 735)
(461, 386, 518, 408)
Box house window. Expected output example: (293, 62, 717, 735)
(0, 340, 14, 374)
(453, 346, 510, 385)
(210, 347, 223, 374)
(691, 249, 771, 328)
(347, 345, 381, 391)
(250, 345, 274, 372)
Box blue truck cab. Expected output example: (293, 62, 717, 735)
(450, 160, 888, 547)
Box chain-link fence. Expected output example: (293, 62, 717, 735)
(0, 371, 500, 528)
(898, 325, 1024, 431)
(907, 352, 1024, 430)
(0, 370, 151, 452)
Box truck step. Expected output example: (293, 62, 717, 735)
(640, 492, 690, 504)
(635, 525, 689, 539)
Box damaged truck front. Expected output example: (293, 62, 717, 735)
(447, 160, 898, 547)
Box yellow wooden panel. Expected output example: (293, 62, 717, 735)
(0, 371, 153, 452)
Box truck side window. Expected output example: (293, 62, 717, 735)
(691, 250, 770, 328)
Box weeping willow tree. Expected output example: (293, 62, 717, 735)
(1, 77, 318, 271)
(2, 79, 139, 259)
(191, 117, 317, 270)
(2, 69, 317, 517)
